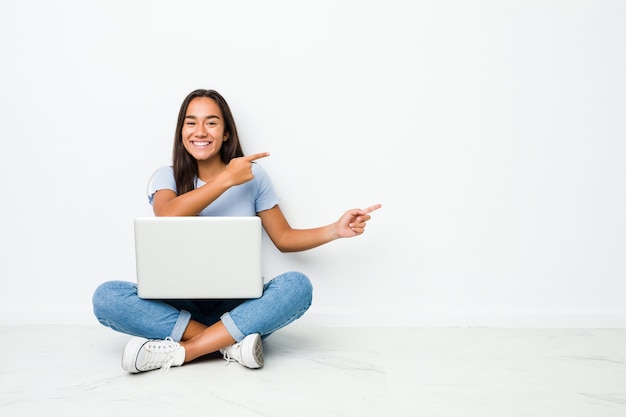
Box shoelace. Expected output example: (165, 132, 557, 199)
(222, 343, 241, 366)
(144, 337, 180, 373)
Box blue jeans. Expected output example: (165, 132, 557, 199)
(92, 271, 312, 342)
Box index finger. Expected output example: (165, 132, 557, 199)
(246, 152, 270, 162)
(361, 203, 382, 214)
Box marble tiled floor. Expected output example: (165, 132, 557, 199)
(2, 325, 626, 416)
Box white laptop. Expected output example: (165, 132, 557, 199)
(134, 216, 263, 299)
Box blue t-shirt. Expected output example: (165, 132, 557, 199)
(147, 163, 280, 216)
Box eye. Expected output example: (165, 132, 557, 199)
(185, 121, 196, 126)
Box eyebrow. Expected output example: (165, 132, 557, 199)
(185, 114, 220, 119)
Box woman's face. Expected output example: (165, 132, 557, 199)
(181, 97, 229, 162)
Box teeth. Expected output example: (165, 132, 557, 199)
(193, 141, 210, 146)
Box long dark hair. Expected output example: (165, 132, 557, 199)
(172, 89, 244, 195)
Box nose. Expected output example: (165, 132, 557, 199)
(195, 124, 208, 136)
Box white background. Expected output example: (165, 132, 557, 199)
(1, 0, 624, 326)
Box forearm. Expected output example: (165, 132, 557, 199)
(154, 177, 231, 216)
(273, 224, 340, 253)
(259, 204, 380, 252)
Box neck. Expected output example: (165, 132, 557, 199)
(197, 159, 227, 183)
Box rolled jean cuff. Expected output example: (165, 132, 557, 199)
(220, 312, 245, 342)
(170, 309, 192, 342)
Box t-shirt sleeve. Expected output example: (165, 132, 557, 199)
(253, 163, 281, 212)
(147, 166, 177, 206)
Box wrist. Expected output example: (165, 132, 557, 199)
(214, 171, 234, 189)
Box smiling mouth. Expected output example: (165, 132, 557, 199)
(192, 141, 212, 147)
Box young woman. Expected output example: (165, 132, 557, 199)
(92, 89, 381, 373)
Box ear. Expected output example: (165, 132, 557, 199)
(224, 133, 229, 141)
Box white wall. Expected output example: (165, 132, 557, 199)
(1, 0, 625, 327)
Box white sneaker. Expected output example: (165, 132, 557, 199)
(122, 337, 185, 373)
(219, 333, 264, 369)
